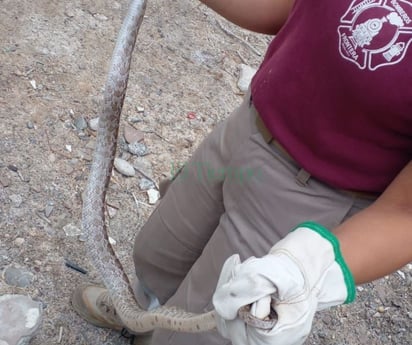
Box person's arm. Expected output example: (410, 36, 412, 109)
(213, 162, 412, 345)
(199, 0, 295, 34)
(336, 161, 412, 284)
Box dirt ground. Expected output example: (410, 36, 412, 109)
(0, 0, 411, 344)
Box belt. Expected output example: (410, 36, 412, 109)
(254, 108, 380, 201)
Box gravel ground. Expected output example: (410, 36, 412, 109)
(0, 0, 411, 344)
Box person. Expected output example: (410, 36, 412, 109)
(72, 0, 412, 344)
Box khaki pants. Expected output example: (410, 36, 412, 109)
(133, 93, 374, 345)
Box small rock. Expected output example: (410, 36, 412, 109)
(0, 175, 11, 187)
(0, 295, 42, 345)
(128, 116, 142, 123)
(65, 165, 74, 175)
(64, 9, 75, 17)
(14, 238, 25, 246)
(3, 266, 34, 288)
(391, 298, 403, 308)
(237, 64, 257, 92)
(7, 165, 18, 172)
(128, 142, 149, 156)
(89, 117, 99, 131)
(9, 194, 23, 208)
(377, 306, 385, 313)
(29, 80, 37, 90)
(107, 206, 117, 218)
(119, 151, 132, 162)
(136, 106, 145, 113)
(124, 124, 144, 144)
(63, 223, 82, 237)
(397, 270, 406, 280)
(187, 111, 196, 120)
(74, 116, 88, 130)
(78, 233, 86, 242)
(30, 185, 41, 194)
(132, 157, 153, 178)
(44, 203, 54, 218)
(94, 13, 108, 21)
(114, 158, 135, 177)
(108, 237, 116, 245)
(118, 137, 129, 152)
(65, 145, 72, 152)
(26, 121, 35, 129)
(147, 188, 160, 205)
(139, 177, 155, 191)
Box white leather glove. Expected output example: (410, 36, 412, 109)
(212, 222, 356, 345)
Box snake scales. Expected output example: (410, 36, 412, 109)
(82, 0, 276, 334)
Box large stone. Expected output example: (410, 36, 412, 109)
(0, 295, 42, 345)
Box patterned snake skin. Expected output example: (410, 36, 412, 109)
(81, 0, 276, 333)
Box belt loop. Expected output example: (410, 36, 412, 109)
(296, 168, 311, 187)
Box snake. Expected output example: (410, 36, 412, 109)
(81, 0, 277, 333)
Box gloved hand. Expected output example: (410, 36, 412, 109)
(212, 221, 356, 345)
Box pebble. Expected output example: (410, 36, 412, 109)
(44, 203, 54, 218)
(120, 151, 132, 161)
(89, 117, 99, 131)
(64, 9, 75, 17)
(118, 137, 129, 152)
(7, 165, 18, 172)
(26, 121, 35, 129)
(0, 175, 11, 187)
(3, 266, 34, 288)
(114, 158, 135, 177)
(14, 238, 25, 246)
(0, 294, 42, 345)
(237, 64, 257, 92)
(124, 124, 144, 144)
(147, 188, 160, 204)
(29, 79, 37, 90)
(94, 13, 108, 21)
(108, 237, 116, 245)
(128, 142, 149, 156)
(397, 270, 406, 280)
(30, 185, 41, 193)
(65, 165, 74, 175)
(107, 206, 117, 218)
(128, 116, 142, 123)
(74, 116, 88, 130)
(136, 106, 145, 113)
(377, 306, 385, 313)
(62, 223, 82, 237)
(139, 177, 155, 191)
(9, 194, 23, 208)
(132, 157, 153, 178)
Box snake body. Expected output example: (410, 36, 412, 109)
(82, 0, 217, 333)
(82, 0, 277, 333)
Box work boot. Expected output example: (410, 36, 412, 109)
(72, 283, 124, 331)
(72, 284, 153, 345)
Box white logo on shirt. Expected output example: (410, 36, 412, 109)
(338, 0, 412, 70)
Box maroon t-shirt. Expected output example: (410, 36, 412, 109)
(251, 0, 412, 193)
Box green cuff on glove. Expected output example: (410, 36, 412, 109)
(292, 221, 356, 304)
